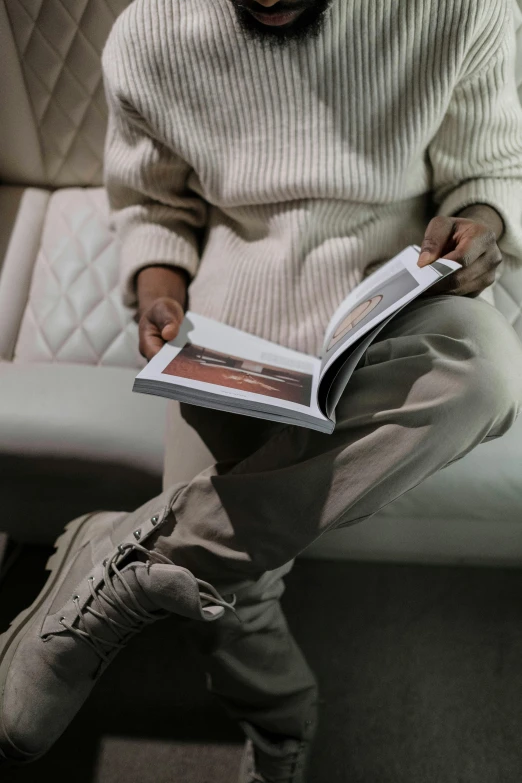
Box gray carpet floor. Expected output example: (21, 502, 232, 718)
(1, 547, 522, 783)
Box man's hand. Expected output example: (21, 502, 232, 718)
(417, 205, 504, 298)
(136, 266, 188, 360)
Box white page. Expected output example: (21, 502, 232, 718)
(135, 312, 327, 421)
(320, 246, 461, 379)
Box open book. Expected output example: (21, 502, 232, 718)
(133, 246, 461, 434)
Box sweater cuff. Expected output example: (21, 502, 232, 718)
(437, 178, 522, 267)
(119, 223, 200, 308)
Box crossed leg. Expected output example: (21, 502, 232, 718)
(153, 295, 522, 585)
(154, 293, 522, 759)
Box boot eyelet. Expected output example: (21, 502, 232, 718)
(102, 559, 108, 566)
(133, 529, 142, 540)
(151, 515, 159, 525)
(88, 576, 94, 582)
(72, 594, 79, 601)
(118, 544, 126, 554)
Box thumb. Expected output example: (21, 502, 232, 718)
(418, 216, 455, 267)
(161, 320, 179, 341)
(152, 298, 184, 340)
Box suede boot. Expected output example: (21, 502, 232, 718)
(0, 486, 235, 767)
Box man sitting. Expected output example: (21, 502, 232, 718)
(1, 1, 522, 781)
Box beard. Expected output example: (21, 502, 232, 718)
(228, 0, 335, 48)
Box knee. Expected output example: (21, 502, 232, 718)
(470, 357, 522, 437)
(440, 348, 522, 442)
(420, 297, 522, 437)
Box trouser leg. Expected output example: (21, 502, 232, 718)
(184, 561, 317, 742)
(164, 404, 318, 742)
(153, 295, 522, 585)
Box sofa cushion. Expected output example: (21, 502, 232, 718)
(0, 362, 166, 474)
(13, 187, 144, 368)
(0, 361, 167, 544)
(0, 362, 166, 545)
(0, 4, 44, 184)
(1, 0, 132, 187)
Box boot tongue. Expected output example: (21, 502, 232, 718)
(135, 563, 226, 621)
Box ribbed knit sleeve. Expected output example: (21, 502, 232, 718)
(102, 33, 208, 308)
(428, 1, 522, 268)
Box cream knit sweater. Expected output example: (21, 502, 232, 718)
(102, 0, 522, 355)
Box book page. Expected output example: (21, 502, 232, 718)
(135, 312, 325, 419)
(319, 246, 461, 380)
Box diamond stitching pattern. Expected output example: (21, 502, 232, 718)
(5, 0, 132, 187)
(13, 188, 145, 369)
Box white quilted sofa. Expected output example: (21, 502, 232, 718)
(1, 0, 522, 566)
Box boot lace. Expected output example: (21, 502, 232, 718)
(59, 542, 236, 666)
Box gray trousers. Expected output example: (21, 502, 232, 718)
(159, 293, 522, 744)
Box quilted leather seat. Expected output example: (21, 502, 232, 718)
(0, 0, 522, 564)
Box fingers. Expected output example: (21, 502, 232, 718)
(417, 216, 456, 267)
(417, 214, 502, 299)
(422, 251, 497, 298)
(139, 298, 184, 360)
(437, 230, 498, 267)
